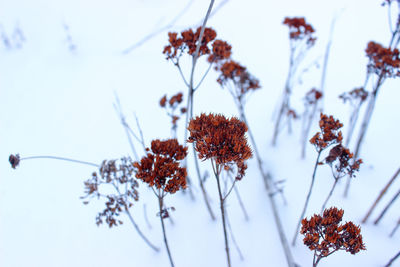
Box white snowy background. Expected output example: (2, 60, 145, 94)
(1, 0, 399, 266)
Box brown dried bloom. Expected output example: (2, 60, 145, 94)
(366, 41, 400, 78)
(82, 157, 139, 228)
(133, 139, 187, 194)
(9, 154, 20, 169)
(217, 60, 260, 98)
(283, 17, 316, 46)
(310, 113, 343, 151)
(301, 207, 366, 266)
(339, 87, 368, 104)
(187, 113, 252, 180)
(208, 39, 232, 63)
(325, 144, 363, 178)
(305, 88, 323, 105)
(163, 27, 217, 60)
(159, 92, 185, 127)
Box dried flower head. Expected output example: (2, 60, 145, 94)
(325, 144, 363, 178)
(133, 139, 187, 194)
(339, 87, 369, 104)
(216, 60, 260, 99)
(9, 154, 20, 169)
(366, 41, 400, 78)
(163, 27, 218, 60)
(310, 114, 343, 151)
(159, 92, 186, 127)
(82, 157, 139, 228)
(208, 39, 232, 63)
(305, 88, 323, 105)
(301, 207, 366, 266)
(187, 113, 252, 180)
(283, 17, 316, 46)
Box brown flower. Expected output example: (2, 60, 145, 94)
(365, 41, 400, 77)
(208, 40, 232, 63)
(9, 154, 20, 169)
(305, 88, 323, 105)
(310, 114, 343, 151)
(133, 139, 187, 194)
(301, 207, 366, 265)
(283, 17, 316, 46)
(187, 113, 252, 180)
(325, 144, 363, 178)
(339, 87, 368, 104)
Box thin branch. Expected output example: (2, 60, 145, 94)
(374, 187, 400, 225)
(20, 155, 99, 168)
(384, 250, 400, 267)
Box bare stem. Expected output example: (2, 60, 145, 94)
(362, 167, 400, 223)
(292, 150, 322, 246)
(158, 196, 175, 267)
(384, 250, 400, 267)
(374, 187, 400, 225)
(320, 178, 338, 214)
(390, 217, 400, 237)
(20, 155, 99, 168)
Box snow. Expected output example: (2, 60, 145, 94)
(1, 0, 399, 266)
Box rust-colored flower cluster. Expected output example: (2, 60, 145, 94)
(325, 144, 363, 178)
(365, 41, 400, 78)
(301, 207, 366, 266)
(216, 60, 260, 97)
(163, 27, 231, 63)
(304, 88, 323, 105)
(133, 139, 187, 194)
(187, 113, 252, 180)
(9, 154, 20, 169)
(82, 157, 139, 227)
(339, 87, 369, 104)
(283, 17, 316, 45)
(159, 92, 187, 126)
(310, 114, 343, 151)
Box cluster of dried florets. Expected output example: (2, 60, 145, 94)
(283, 17, 316, 46)
(304, 88, 323, 105)
(187, 113, 252, 180)
(9, 154, 20, 169)
(133, 139, 187, 194)
(325, 144, 363, 178)
(82, 157, 139, 227)
(339, 87, 369, 104)
(310, 114, 344, 151)
(366, 41, 400, 78)
(301, 207, 366, 266)
(216, 60, 261, 98)
(163, 27, 231, 63)
(159, 92, 187, 126)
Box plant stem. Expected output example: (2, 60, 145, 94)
(292, 150, 322, 246)
(320, 178, 338, 214)
(158, 196, 175, 267)
(213, 162, 231, 267)
(20, 155, 99, 167)
(384, 250, 400, 267)
(238, 106, 295, 267)
(362, 167, 400, 223)
(390, 217, 400, 237)
(374, 187, 400, 225)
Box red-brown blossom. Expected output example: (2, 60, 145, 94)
(159, 92, 186, 126)
(9, 154, 20, 169)
(217, 60, 260, 97)
(305, 88, 323, 105)
(310, 114, 343, 151)
(325, 144, 363, 178)
(208, 39, 232, 63)
(366, 41, 400, 78)
(133, 139, 187, 194)
(283, 17, 316, 46)
(339, 87, 368, 104)
(301, 207, 366, 265)
(187, 113, 252, 180)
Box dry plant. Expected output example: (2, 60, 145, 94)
(188, 113, 252, 267)
(272, 17, 316, 146)
(133, 139, 188, 267)
(301, 207, 366, 267)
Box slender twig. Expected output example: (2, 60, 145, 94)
(158, 195, 175, 267)
(212, 160, 231, 267)
(225, 210, 244, 261)
(143, 203, 152, 230)
(238, 105, 295, 267)
(122, 0, 195, 54)
(320, 178, 339, 214)
(20, 155, 99, 168)
(228, 172, 249, 221)
(384, 250, 400, 267)
(292, 150, 322, 246)
(390, 217, 400, 237)
(374, 187, 400, 225)
(362, 167, 400, 223)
